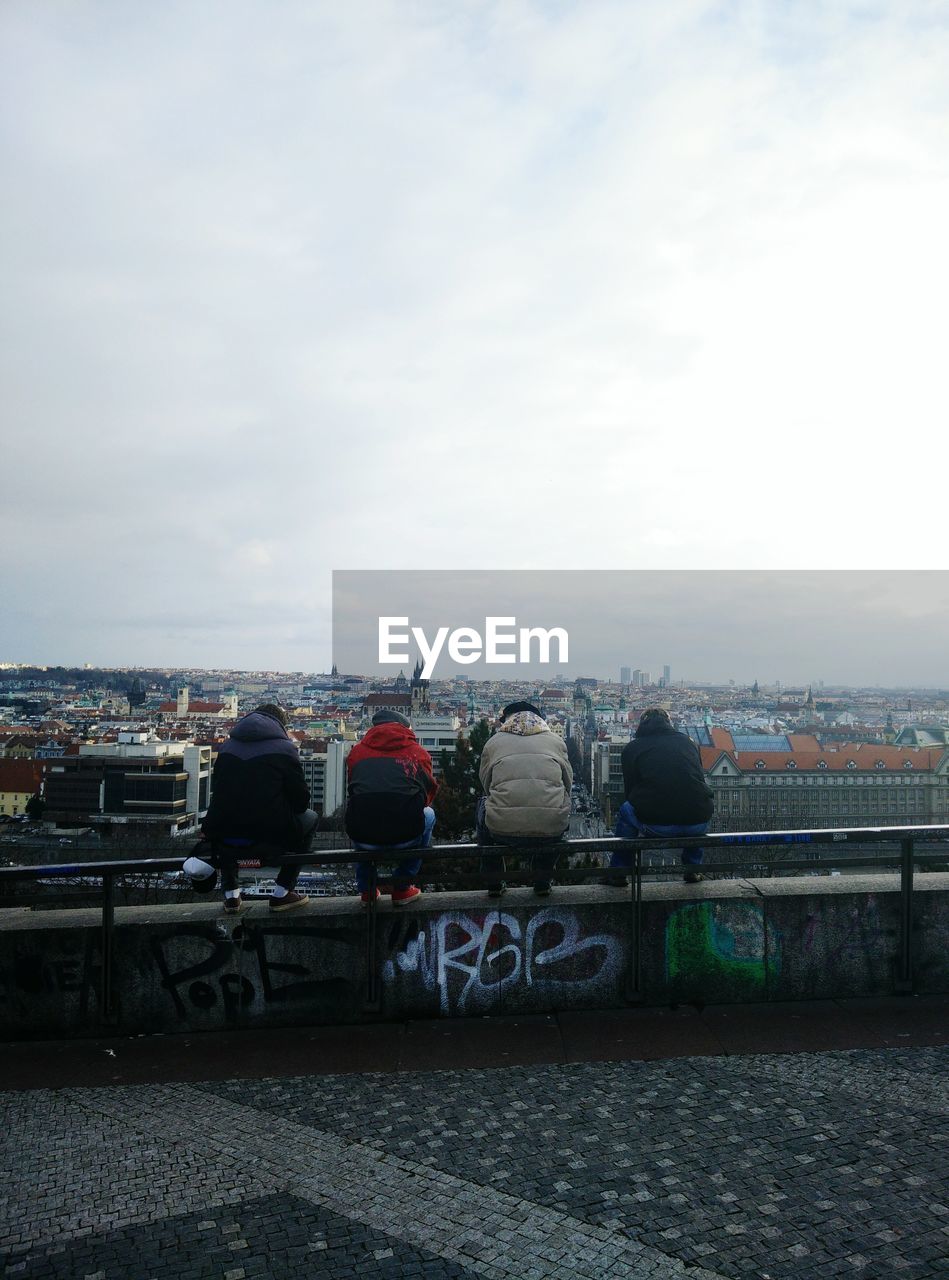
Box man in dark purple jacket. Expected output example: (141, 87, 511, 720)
(201, 704, 318, 913)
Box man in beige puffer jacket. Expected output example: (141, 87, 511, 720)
(477, 701, 573, 897)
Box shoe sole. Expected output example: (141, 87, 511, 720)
(270, 896, 309, 912)
(223, 903, 249, 915)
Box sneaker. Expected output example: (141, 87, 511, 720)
(223, 896, 247, 915)
(683, 870, 704, 885)
(270, 890, 309, 912)
(487, 882, 507, 898)
(391, 885, 422, 906)
(533, 881, 552, 896)
(360, 888, 381, 906)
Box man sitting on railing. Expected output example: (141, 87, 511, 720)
(608, 708, 714, 885)
(200, 704, 318, 914)
(345, 710, 437, 906)
(477, 702, 573, 897)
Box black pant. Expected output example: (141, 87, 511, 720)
(475, 797, 565, 881)
(219, 809, 319, 892)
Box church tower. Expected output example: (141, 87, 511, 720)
(411, 659, 430, 716)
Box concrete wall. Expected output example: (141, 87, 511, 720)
(1, 875, 946, 1039)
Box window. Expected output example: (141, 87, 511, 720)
(847, 760, 856, 769)
(786, 760, 797, 769)
(818, 761, 827, 769)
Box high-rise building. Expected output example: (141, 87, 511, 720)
(663, 665, 671, 686)
(620, 666, 631, 685)
(44, 734, 212, 834)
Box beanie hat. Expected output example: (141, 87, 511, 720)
(500, 701, 541, 721)
(256, 703, 289, 726)
(372, 710, 411, 727)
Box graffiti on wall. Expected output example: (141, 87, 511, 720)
(382, 908, 624, 1014)
(150, 920, 363, 1019)
(800, 894, 885, 966)
(0, 933, 102, 1018)
(665, 901, 779, 999)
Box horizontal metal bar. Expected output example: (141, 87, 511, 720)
(2, 823, 949, 882)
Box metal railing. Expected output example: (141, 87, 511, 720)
(1, 823, 948, 1024)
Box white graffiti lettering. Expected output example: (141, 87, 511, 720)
(383, 909, 623, 1015)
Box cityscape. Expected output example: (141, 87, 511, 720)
(3, 0, 948, 1274)
(3, 659, 949, 853)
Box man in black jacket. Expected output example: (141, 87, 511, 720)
(201, 704, 318, 913)
(609, 708, 714, 884)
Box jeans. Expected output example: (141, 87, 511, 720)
(475, 796, 565, 882)
(353, 807, 435, 893)
(218, 808, 320, 892)
(609, 801, 708, 869)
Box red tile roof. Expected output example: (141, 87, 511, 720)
(700, 744, 944, 773)
(158, 700, 225, 714)
(0, 759, 47, 792)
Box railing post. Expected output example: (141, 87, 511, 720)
(896, 837, 915, 995)
(364, 858, 381, 1012)
(625, 843, 643, 1003)
(100, 873, 117, 1026)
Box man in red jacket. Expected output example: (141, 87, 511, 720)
(345, 710, 437, 905)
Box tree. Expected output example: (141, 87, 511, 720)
(25, 794, 45, 822)
(566, 734, 583, 783)
(434, 726, 483, 840)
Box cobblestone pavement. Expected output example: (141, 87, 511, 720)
(1, 1047, 946, 1279)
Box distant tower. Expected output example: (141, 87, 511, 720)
(411, 659, 430, 716)
(176, 686, 189, 716)
(752, 679, 759, 696)
(620, 666, 631, 686)
(394, 668, 409, 692)
(884, 712, 896, 744)
(663, 665, 671, 686)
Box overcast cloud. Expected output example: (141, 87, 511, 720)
(2, 3, 948, 672)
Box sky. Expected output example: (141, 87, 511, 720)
(334, 570, 949, 687)
(2, 2, 948, 677)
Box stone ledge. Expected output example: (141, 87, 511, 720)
(3, 871, 946, 932)
(1, 874, 946, 1038)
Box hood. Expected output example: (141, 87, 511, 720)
(498, 710, 550, 736)
(635, 718, 675, 738)
(229, 711, 291, 744)
(361, 721, 420, 753)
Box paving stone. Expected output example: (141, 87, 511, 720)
(1, 1046, 947, 1278)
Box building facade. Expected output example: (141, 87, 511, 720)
(44, 734, 212, 834)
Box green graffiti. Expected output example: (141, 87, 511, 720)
(666, 903, 775, 998)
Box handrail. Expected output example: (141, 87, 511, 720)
(2, 822, 949, 880)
